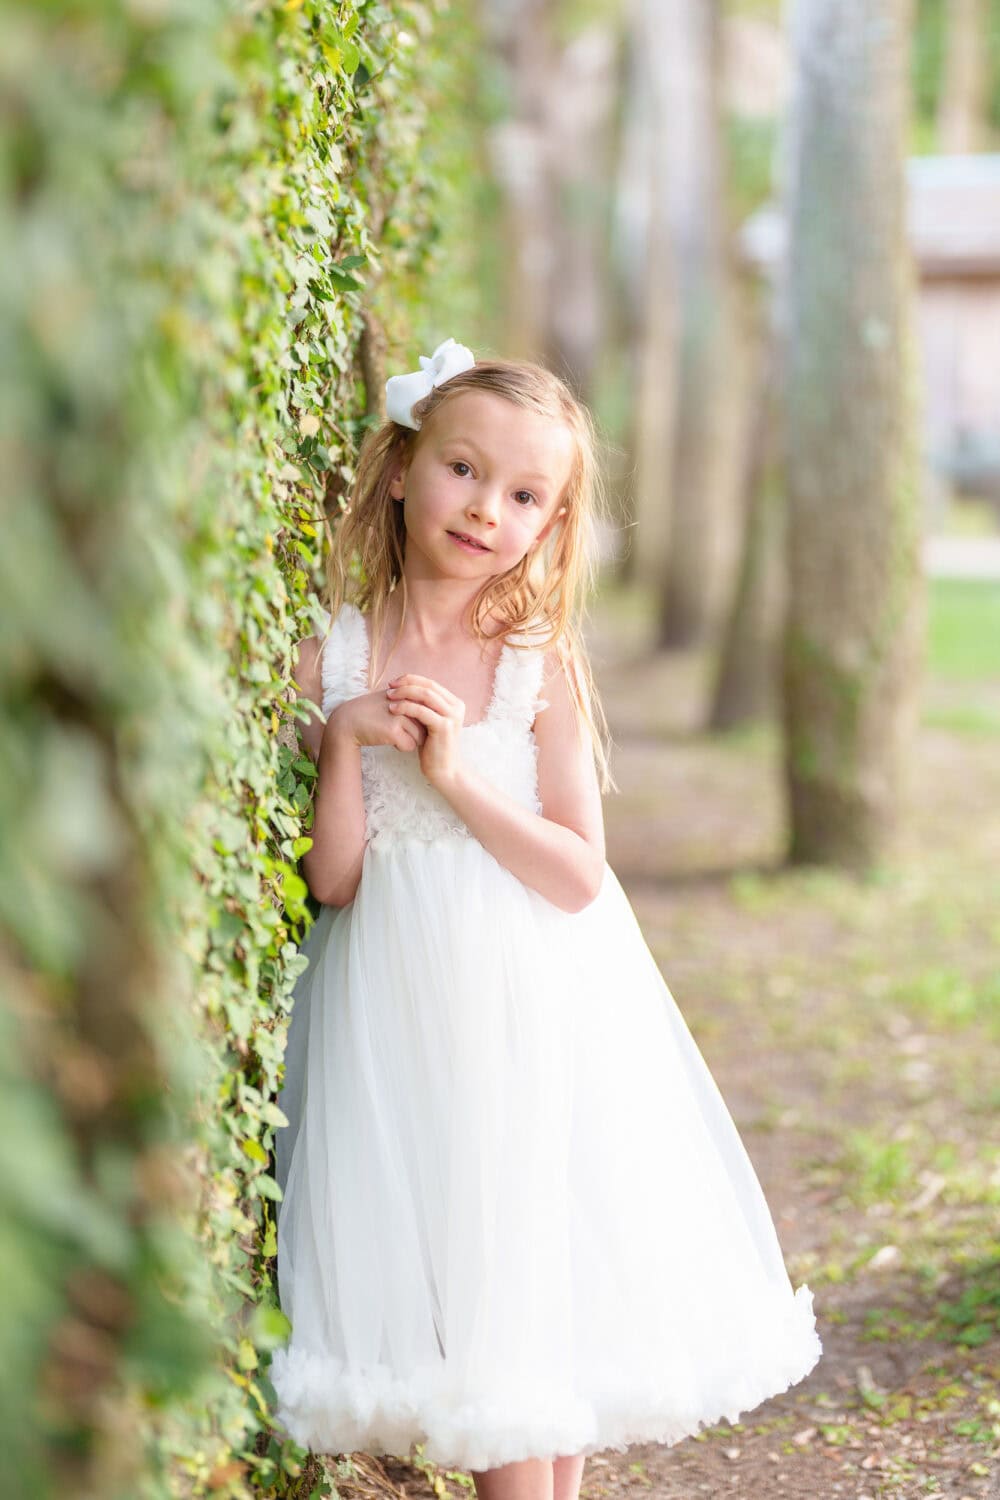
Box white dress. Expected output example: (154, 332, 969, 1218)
(270, 600, 822, 1471)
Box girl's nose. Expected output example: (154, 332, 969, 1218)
(467, 487, 502, 524)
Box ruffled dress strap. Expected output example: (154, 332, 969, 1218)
(316, 601, 370, 718)
(489, 627, 551, 733)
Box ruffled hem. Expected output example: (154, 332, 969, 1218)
(269, 1284, 822, 1471)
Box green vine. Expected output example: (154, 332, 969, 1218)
(0, 1, 468, 1496)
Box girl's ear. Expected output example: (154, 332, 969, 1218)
(533, 505, 567, 546)
(389, 459, 409, 501)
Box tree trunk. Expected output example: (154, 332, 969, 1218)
(655, 0, 740, 649)
(937, 0, 988, 153)
(480, 0, 558, 359)
(782, 0, 925, 869)
(544, 24, 618, 403)
(708, 305, 787, 730)
(610, 0, 680, 589)
(480, 0, 617, 398)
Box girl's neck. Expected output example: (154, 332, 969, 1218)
(378, 583, 503, 647)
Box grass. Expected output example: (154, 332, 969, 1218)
(922, 703, 1000, 734)
(837, 1128, 921, 1206)
(887, 967, 1000, 1034)
(926, 577, 1000, 680)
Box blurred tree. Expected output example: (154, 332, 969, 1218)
(911, 0, 1000, 150)
(937, 0, 989, 149)
(612, 0, 681, 580)
(478, 0, 559, 358)
(656, 0, 744, 648)
(543, 23, 618, 399)
(989, 0, 1000, 140)
(782, 0, 926, 868)
(708, 323, 787, 727)
(706, 0, 792, 725)
(612, 0, 744, 647)
(478, 0, 618, 404)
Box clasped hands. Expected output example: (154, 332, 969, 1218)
(328, 674, 466, 789)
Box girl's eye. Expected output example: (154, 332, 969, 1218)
(449, 459, 536, 507)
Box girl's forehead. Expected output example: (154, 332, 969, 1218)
(429, 390, 576, 480)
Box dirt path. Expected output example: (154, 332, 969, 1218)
(319, 593, 1000, 1500)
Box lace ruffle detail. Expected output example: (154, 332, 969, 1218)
(488, 630, 550, 730)
(314, 603, 547, 850)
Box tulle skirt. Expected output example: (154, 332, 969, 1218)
(270, 836, 821, 1470)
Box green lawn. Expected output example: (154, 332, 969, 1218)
(927, 578, 1000, 680)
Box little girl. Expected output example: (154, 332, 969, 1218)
(271, 338, 822, 1500)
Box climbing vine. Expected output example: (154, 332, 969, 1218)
(0, 1, 475, 1495)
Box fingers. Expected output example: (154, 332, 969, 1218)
(390, 699, 446, 730)
(387, 676, 460, 716)
(390, 673, 471, 697)
(392, 713, 425, 752)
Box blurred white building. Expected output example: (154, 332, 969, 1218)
(739, 154, 1000, 535)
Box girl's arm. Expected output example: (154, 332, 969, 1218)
(432, 650, 606, 913)
(305, 720, 367, 907)
(293, 630, 425, 900)
(290, 635, 367, 907)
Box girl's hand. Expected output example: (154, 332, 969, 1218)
(385, 674, 465, 788)
(327, 689, 426, 755)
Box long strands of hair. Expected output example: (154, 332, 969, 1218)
(319, 358, 619, 794)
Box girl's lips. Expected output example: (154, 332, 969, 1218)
(447, 531, 491, 552)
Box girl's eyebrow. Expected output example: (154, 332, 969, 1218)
(442, 435, 553, 487)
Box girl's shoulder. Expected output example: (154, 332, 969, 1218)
(534, 628, 615, 793)
(312, 600, 368, 714)
(314, 598, 363, 635)
(533, 630, 591, 705)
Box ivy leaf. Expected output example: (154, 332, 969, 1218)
(254, 1174, 284, 1202)
(253, 1304, 292, 1346)
(329, 266, 363, 291)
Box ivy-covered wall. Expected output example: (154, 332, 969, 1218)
(0, 2, 474, 1496)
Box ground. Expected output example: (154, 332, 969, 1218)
(300, 575, 1000, 1500)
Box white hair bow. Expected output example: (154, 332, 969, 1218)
(385, 337, 476, 430)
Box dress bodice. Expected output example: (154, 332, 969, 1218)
(316, 602, 550, 851)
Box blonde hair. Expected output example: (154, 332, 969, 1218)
(320, 356, 619, 794)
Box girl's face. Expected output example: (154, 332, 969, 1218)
(388, 390, 573, 582)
